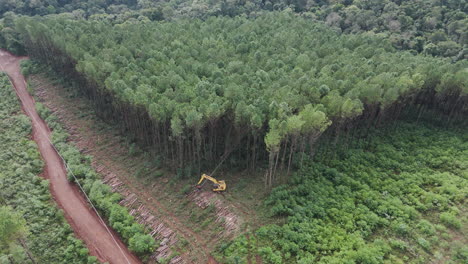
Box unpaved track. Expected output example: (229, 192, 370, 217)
(0, 50, 141, 264)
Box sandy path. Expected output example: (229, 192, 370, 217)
(0, 50, 141, 264)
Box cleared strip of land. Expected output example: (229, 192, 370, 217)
(0, 49, 141, 264)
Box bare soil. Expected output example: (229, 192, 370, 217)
(0, 50, 141, 264)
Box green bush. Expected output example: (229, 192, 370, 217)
(452, 242, 468, 263)
(417, 220, 436, 236)
(439, 212, 461, 230)
(416, 237, 431, 251)
(35, 102, 51, 120)
(389, 239, 408, 251)
(129, 233, 156, 256)
(258, 247, 282, 264)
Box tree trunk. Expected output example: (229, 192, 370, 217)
(280, 137, 289, 172)
(18, 239, 36, 264)
(287, 135, 297, 176)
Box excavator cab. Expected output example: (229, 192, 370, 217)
(196, 174, 226, 192)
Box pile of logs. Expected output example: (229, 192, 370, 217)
(188, 191, 240, 235)
(99, 167, 183, 263)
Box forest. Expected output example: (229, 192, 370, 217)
(0, 1, 466, 264)
(170, 0, 467, 59)
(11, 12, 467, 186)
(0, 72, 97, 263)
(0, 0, 140, 17)
(1, 1, 466, 60)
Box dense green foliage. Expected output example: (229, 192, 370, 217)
(0, 13, 26, 55)
(27, 66, 157, 257)
(0, 1, 163, 54)
(162, 0, 468, 59)
(0, 206, 28, 262)
(0, 0, 140, 17)
(305, 0, 467, 60)
(0, 72, 97, 263)
(2, 1, 466, 59)
(220, 119, 468, 263)
(14, 13, 467, 185)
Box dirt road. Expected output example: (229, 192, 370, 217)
(0, 50, 141, 264)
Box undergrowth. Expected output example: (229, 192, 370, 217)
(220, 120, 467, 264)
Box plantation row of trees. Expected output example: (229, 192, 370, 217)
(12, 13, 467, 185)
(0, 73, 97, 263)
(21, 59, 157, 258)
(220, 119, 468, 263)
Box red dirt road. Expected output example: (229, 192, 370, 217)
(0, 50, 141, 264)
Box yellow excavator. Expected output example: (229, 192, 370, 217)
(196, 174, 226, 192)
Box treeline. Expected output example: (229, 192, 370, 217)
(220, 119, 468, 263)
(0, 72, 97, 263)
(12, 13, 467, 185)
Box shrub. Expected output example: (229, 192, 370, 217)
(416, 237, 431, 251)
(35, 102, 51, 120)
(392, 221, 410, 236)
(258, 247, 282, 264)
(109, 204, 133, 227)
(129, 233, 156, 255)
(389, 239, 408, 251)
(452, 242, 468, 263)
(439, 212, 461, 229)
(417, 220, 436, 236)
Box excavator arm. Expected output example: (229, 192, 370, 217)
(196, 174, 226, 192)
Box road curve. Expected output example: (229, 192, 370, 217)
(0, 50, 141, 264)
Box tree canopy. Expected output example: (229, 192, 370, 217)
(14, 12, 467, 182)
(2, 0, 466, 59)
(0, 0, 140, 17)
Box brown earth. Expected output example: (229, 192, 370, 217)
(0, 50, 141, 264)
